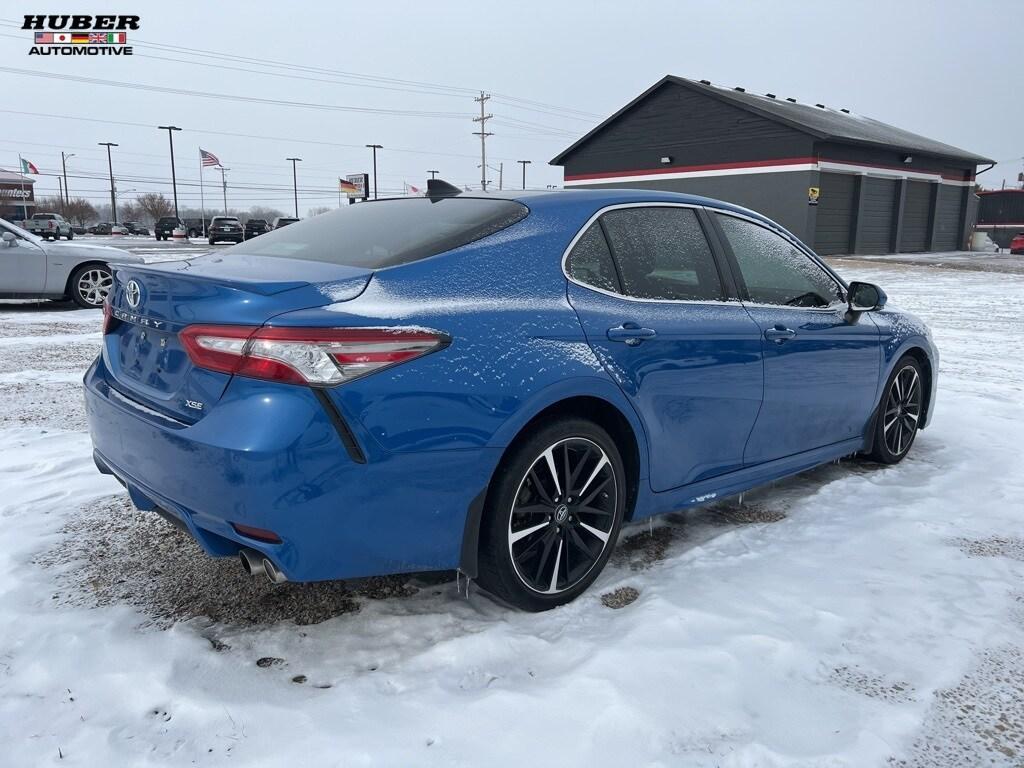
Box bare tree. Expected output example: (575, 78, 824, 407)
(33, 195, 65, 214)
(248, 205, 285, 222)
(119, 200, 144, 223)
(64, 198, 97, 227)
(136, 193, 174, 223)
(307, 206, 332, 217)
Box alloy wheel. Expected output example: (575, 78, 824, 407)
(882, 364, 921, 456)
(77, 268, 112, 307)
(508, 437, 617, 594)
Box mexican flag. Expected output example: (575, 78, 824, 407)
(20, 158, 39, 175)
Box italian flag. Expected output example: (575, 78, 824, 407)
(20, 158, 39, 175)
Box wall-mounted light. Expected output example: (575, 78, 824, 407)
(902, 154, 913, 164)
(660, 156, 673, 164)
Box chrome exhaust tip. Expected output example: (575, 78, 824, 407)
(263, 557, 288, 584)
(239, 548, 267, 579)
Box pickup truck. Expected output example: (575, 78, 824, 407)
(25, 212, 74, 241)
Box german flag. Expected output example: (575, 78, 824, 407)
(71, 33, 90, 44)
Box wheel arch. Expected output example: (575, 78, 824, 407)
(899, 345, 935, 429)
(459, 392, 646, 579)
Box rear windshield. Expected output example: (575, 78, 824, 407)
(223, 197, 528, 268)
(34, 214, 57, 220)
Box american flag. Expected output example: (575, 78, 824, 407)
(200, 148, 221, 168)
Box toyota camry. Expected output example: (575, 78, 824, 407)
(84, 182, 937, 611)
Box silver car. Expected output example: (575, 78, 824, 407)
(0, 218, 143, 308)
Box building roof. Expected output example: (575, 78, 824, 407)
(0, 168, 36, 185)
(551, 75, 993, 166)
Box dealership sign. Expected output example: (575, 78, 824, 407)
(22, 14, 138, 55)
(344, 173, 370, 200)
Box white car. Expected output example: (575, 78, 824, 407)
(0, 217, 144, 308)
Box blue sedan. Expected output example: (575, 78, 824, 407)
(85, 184, 937, 611)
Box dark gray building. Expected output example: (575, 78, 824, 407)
(551, 76, 992, 254)
(975, 189, 1024, 248)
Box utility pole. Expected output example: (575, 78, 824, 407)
(498, 162, 503, 191)
(365, 144, 382, 199)
(98, 142, 118, 224)
(56, 176, 64, 213)
(427, 170, 439, 180)
(286, 157, 302, 217)
(517, 160, 531, 190)
(218, 167, 229, 215)
(472, 92, 493, 191)
(158, 125, 182, 221)
(61, 151, 73, 204)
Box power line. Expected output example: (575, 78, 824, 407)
(0, 67, 475, 119)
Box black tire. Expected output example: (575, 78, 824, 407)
(868, 356, 924, 464)
(477, 417, 627, 611)
(66, 230, 73, 240)
(69, 263, 112, 309)
(208, 238, 215, 245)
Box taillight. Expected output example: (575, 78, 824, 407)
(180, 325, 448, 386)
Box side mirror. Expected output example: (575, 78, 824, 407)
(847, 281, 887, 312)
(1, 231, 17, 248)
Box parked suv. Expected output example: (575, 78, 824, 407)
(154, 217, 183, 241)
(1011, 232, 1024, 255)
(244, 218, 270, 240)
(25, 212, 73, 240)
(271, 216, 300, 229)
(208, 216, 244, 244)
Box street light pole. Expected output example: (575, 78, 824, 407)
(427, 169, 439, 180)
(98, 142, 118, 224)
(158, 125, 182, 221)
(366, 144, 383, 199)
(517, 160, 532, 190)
(286, 157, 302, 217)
(61, 151, 74, 204)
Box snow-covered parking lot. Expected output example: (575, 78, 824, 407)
(1, 256, 1022, 767)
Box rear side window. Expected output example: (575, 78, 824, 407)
(716, 214, 842, 307)
(223, 197, 528, 268)
(566, 224, 620, 293)
(600, 207, 723, 301)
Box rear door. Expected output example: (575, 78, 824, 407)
(566, 204, 764, 492)
(712, 211, 880, 465)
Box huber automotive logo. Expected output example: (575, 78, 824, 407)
(22, 14, 138, 56)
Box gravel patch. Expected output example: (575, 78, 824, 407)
(600, 586, 639, 609)
(0, 320, 101, 338)
(955, 537, 1024, 562)
(0, 381, 87, 432)
(893, 645, 1024, 767)
(37, 495, 425, 627)
(830, 665, 916, 704)
(0, 341, 99, 375)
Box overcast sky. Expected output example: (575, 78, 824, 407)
(2, 0, 1020, 216)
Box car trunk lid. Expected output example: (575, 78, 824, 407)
(103, 254, 372, 423)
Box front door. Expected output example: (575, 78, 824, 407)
(712, 212, 880, 464)
(566, 205, 764, 492)
(0, 222, 46, 292)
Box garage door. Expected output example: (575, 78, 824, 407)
(859, 177, 898, 254)
(933, 185, 964, 251)
(813, 173, 856, 255)
(899, 181, 931, 252)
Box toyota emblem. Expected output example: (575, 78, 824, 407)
(125, 279, 141, 308)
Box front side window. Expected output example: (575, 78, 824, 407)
(566, 223, 620, 293)
(599, 207, 723, 302)
(717, 214, 842, 308)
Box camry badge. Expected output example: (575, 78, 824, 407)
(125, 279, 141, 308)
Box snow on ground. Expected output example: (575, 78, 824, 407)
(0, 259, 1022, 767)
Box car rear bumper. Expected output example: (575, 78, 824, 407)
(84, 357, 499, 582)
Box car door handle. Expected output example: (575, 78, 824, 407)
(607, 323, 657, 346)
(764, 325, 797, 343)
